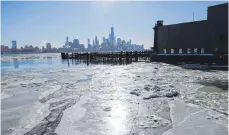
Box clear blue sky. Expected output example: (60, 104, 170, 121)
(1, 1, 226, 49)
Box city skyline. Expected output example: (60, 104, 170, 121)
(2, 1, 226, 49)
(1, 24, 144, 52)
(62, 24, 144, 52)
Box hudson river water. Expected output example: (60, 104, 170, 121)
(1, 53, 228, 135)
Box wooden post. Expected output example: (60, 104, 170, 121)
(90, 55, 93, 63)
(66, 53, 69, 59)
(103, 57, 105, 63)
(86, 52, 89, 65)
(119, 51, 122, 64)
(61, 53, 65, 59)
(74, 53, 77, 59)
(135, 51, 138, 62)
(126, 52, 129, 64)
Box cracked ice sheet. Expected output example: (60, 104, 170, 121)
(163, 100, 228, 135)
(55, 95, 87, 135)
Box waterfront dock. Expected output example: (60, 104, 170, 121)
(61, 51, 228, 67)
(61, 51, 152, 63)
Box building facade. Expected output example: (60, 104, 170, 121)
(154, 3, 228, 55)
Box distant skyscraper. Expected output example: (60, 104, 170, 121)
(46, 43, 51, 51)
(109, 34, 111, 43)
(114, 36, 116, 46)
(106, 39, 109, 45)
(129, 39, 132, 46)
(122, 40, 126, 47)
(29, 45, 34, 49)
(97, 40, 99, 46)
(72, 39, 79, 48)
(117, 38, 122, 46)
(110, 24, 115, 45)
(111, 24, 114, 39)
(69, 42, 73, 48)
(87, 38, 90, 45)
(79, 44, 85, 51)
(103, 37, 106, 44)
(72, 39, 77, 48)
(66, 37, 68, 42)
(42, 46, 45, 52)
(95, 36, 98, 46)
(87, 38, 92, 49)
(12, 40, 17, 49)
(93, 40, 95, 47)
(76, 39, 80, 47)
(127, 41, 130, 46)
(87, 38, 91, 49)
(65, 36, 69, 47)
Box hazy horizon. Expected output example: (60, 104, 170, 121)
(1, 1, 226, 49)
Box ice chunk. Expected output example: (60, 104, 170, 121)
(143, 85, 150, 91)
(167, 100, 228, 135)
(104, 107, 112, 111)
(164, 91, 179, 97)
(130, 91, 140, 96)
(143, 94, 160, 100)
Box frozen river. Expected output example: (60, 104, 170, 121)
(1, 53, 228, 135)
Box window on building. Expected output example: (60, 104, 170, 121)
(201, 48, 204, 54)
(194, 48, 198, 54)
(187, 48, 191, 54)
(163, 49, 167, 54)
(171, 49, 174, 54)
(179, 49, 182, 54)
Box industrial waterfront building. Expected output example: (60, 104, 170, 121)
(153, 3, 228, 55)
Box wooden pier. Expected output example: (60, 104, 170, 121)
(61, 51, 154, 65)
(61, 51, 228, 66)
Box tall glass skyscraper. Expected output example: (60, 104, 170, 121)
(87, 38, 90, 45)
(93, 40, 95, 47)
(111, 25, 114, 45)
(102, 37, 106, 44)
(65, 36, 69, 47)
(95, 36, 98, 46)
(111, 24, 114, 39)
(66, 37, 68, 43)
(12, 40, 17, 49)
